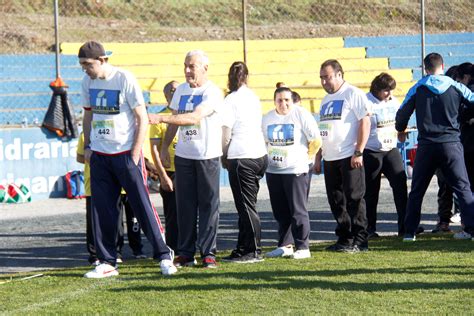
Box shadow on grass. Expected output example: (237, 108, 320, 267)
(108, 265, 474, 292)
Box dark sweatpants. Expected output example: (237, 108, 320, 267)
(266, 172, 310, 250)
(174, 156, 220, 259)
(364, 148, 407, 235)
(405, 142, 474, 235)
(323, 156, 368, 246)
(159, 171, 178, 253)
(228, 156, 268, 254)
(90, 152, 172, 266)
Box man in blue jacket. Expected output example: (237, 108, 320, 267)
(395, 53, 474, 242)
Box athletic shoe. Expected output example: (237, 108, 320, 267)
(368, 231, 380, 239)
(160, 259, 177, 276)
(202, 257, 217, 268)
(453, 230, 472, 240)
(292, 249, 311, 259)
(325, 243, 355, 252)
(403, 234, 416, 242)
(222, 250, 264, 263)
(116, 258, 123, 264)
(84, 263, 118, 279)
(415, 226, 425, 235)
(173, 255, 197, 268)
(265, 245, 294, 258)
(134, 253, 147, 259)
(450, 212, 461, 223)
(431, 222, 452, 233)
(91, 259, 100, 266)
(352, 244, 369, 252)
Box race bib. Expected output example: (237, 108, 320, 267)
(269, 147, 289, 169)
(180, 124, 202, 142)
(319, 122, 333, 142)
(377, 127, 397, 149)
(92, 120, 116, 140)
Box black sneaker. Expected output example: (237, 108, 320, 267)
(325, 243, 355, 253)
(352, 244, 369, 252)
(222, 250, 264, 264)
(431, 222, 452, 233)
(173, 255, 197, 268)
(416, 226, 425, 235)
(368, 231, 380, 239)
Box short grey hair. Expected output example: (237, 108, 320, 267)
(185, 50, 210, 66)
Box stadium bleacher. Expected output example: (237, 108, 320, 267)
(1, 33, 472, 126)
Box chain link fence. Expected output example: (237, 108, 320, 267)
(1, 0, 473, 126)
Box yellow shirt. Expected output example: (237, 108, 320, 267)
(149, 123, 178, 172)
(77, 133, 91, 196)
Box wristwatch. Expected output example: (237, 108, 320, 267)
(354, 150, 363, 157)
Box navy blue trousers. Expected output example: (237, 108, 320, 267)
(266, 172, 310, 250)
(90, 152, 172, 265)
(405, 142, 474, 235)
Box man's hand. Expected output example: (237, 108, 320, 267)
(84, 148, 92, 163)
(160, 174, 174, 192)
(160, 148, 171, 169)
(148, 113, 163, 124)
(131, 152, 140, 166)
(351, 155, 363, 169)
(398, 131, 407, 143)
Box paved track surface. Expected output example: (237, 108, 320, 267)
(0, 177, 452, 274)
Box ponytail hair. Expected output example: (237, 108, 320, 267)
(227, 61, 248, 92)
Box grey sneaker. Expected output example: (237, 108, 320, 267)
(403, 234, 416, 242)
(453, 230, 472, 240)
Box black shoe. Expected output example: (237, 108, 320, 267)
(431, 222, 452, 233)
(222, 250, 264, 264)
(352, 244, 369, 252)
(368, 231, 380, 239)
(325, 243, 355, 253)
(415, 226, 425, 235)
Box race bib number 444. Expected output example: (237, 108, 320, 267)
(269, 147, 289, 169)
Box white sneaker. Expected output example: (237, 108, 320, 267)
(160, 259, 177, 276)
(265, 245, 294, 258)
(292, 249, 311, 259)
(450, 212, 461, 223)
(453, 230, 472, 240)
(84, 263, 119, 279)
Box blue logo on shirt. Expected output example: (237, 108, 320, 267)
(320, 100, 344, 121)
(178, 95, 203, 113)
(267, 124, 294, 146)
(89, 89, 120, 114)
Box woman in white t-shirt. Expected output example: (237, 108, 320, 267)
(364, 73, 407, 237)
(262, 87, 321, 260)
(221, 62, 268, 263)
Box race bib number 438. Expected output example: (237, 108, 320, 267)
(181, 125, 202, 142)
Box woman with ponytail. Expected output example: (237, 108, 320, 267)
(221, 61, 268, 263)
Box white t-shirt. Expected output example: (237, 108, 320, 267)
(262, 106, 320, 174)
(222, 85, 267, 159)
(81, 66, 144, 154)
(365, 92, 399, 152)
(169, 81, 223, 160)
(319, 82, 368, 161)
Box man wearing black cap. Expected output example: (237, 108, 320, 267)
(79, 41, 177, 278)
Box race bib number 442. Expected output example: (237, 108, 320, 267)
(92, 120, 116, 140)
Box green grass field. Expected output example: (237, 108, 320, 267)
(1, 235, 473, 314)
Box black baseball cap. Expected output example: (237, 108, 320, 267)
(78, 41, 113, 59)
